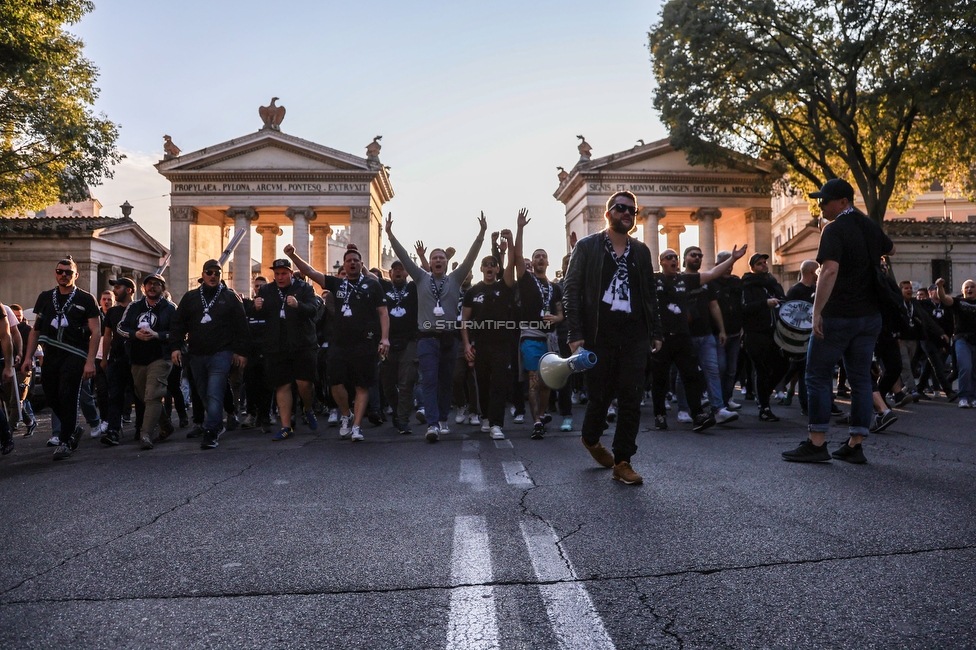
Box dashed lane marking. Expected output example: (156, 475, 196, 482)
(502, 461, 534, 486)
(459, 459, 486, 491)
(447, 516, 499, 650)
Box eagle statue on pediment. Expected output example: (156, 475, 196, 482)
(259, 97, 286, 131)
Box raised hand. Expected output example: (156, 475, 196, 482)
(517, 208, 530, 229)
(731, 244, 749, 261)
(478, 211, 488, 233)
(283, 243, 296, 257)
(385, 212, 394, 237)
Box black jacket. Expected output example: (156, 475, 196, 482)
(116, 297, 178, 364)
(171, 284, 249, 357)
(563, 231, 662, 345)
(741, 272, 785, 333)
(256, 278, 321, 355)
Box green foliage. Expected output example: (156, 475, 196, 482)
(650, 0, 976, 224)
(0, 0, 122, 214)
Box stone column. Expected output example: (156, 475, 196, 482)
(745, 207, 773, 262)
(286, 207, 316, 262)
(130, 270, 143, 297)
(349, 206, 371, 266)
(311, 224, 333, 276)
(660, 223, 686, 253)
(226, 208, 258, 295)
(692, 208, 722, 270)
(583, 205, 605, 236)
(169, 206, 198, 303)
(641, 207, 666, 263)
(255, 224, 283, 277)
(76, 261, 98, 295)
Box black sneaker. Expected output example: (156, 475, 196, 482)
(531, 422, 545, 440)
(782, 439, 831, 463)
(23, 419, 37, 438)
(366, 411, 384, 426)
(654, 415, 668, 430)
(69, 426, 83, 450)
(830, 403, 844, 416)
(179, 416, 190, 428)
(832, 440, 867, 464)
(692, 413, 716, 433)
(870, 410, 898, 433)
(894, 392, 913, 408)
(1, 438, 13, 455)
(186, 425, 205, 439)
(201, 429, 219, 449)
(53, 443, 73, 460)
(101, 430, 121, 446)
(225, 415, 240, 431)
(758, 407, 780, 422)
(540, 414, 552, 426)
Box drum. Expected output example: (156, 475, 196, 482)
(775, 300, 813, 356)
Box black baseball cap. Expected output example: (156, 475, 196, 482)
(390, 259, 405, 269)
(143, 273, 166, 287)
(810, 178, 855, 202)
(109, 277, 136, 291)
(749, 253, 770, 267)
(271, 258, 292, 270)
(202, 259, 221, 271)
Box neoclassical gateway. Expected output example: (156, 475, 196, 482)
(156, 101, 392, 302)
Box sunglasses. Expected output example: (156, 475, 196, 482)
(55, 269, 75, 276)
(204, 269, 221, 276)
(687, 252, 703, 259)
(145, 281, 163, 288)
(817, 198, 837, 207)
(662, 254, 678, 261)
(609, 204, 638, 216)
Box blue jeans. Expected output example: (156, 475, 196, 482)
(676, 334, 724, 411)
(417, 336, 457, 425)
(79, 378, 99, 426)
(187, 351, 234, 432)
(954, 338, 975, 401)
(806, 314, 881, 436)
(716, 333, 741, 407)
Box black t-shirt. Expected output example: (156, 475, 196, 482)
(322, 274, 387, 348)
(104, 304, 128, 359)
(711, 275, 743, 334)
(517, 271, 563, 335)
(950, 298, 976, 338)
(380, 279, 418, 344)
(786, 281, 816, 304)
(595, 249, 647, 345)
(685, 278, 716, 337)
(463, 280, 517, 345)
(32, 287, 99, 354)
(921, 299, 953, 338)
(817, 209, 893, 318)
(655, 272, 700, 337)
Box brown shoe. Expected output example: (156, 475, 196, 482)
(612, 461, 643, 485)
(581, 437, 614, 468)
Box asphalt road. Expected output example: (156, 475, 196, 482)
(1, 394, 974, 649)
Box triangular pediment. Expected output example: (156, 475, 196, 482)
(96, 221, 169, 256)
(586, 138, 770, 176)
(155, 130, 370, 175)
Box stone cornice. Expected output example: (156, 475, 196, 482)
(556, 170, 771, 204)
(162, 171, 381, 183)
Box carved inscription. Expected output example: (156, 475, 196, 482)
(172, 182, 368, 194)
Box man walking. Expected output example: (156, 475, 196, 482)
(170, 260, 249, 450)
(783, 178, 893, 463)
(741, 253, 792, 421)
(379, 260, 419, 435)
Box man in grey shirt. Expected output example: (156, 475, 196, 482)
(386, 212, 487, 442)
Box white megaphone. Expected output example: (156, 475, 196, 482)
(538, 349, 598, 390)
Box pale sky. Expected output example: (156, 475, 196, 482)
(74, 0, 698, 266)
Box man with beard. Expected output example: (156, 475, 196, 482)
(379, 260, 419, 435)
(514, 209, 564, 439)
(253, 259, 321, 441)
(116, 275, 177, 449)
(461, 229, 518, 440)
(241, 276, 274, 430)
(101, 277, 140, 445)
(564, 191, 667, 485)
(21, 256, 101, 460)
(170, 260, 249, 450)
(709, 251, 745, 412)
(918, 283, 955, 399)
(284, 245, 389, 442)
(386, 212, 487, 442)
(741, 253, 792, 421)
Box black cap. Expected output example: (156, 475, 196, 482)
(810, 178, 855, 202)
(109, 277, 136, 291)
(271, 258, 292, 270)
(749, 253, 770, 267)
(202, 259, 221, 271)
(143, 273, 166, 287)
(390, 259, 405, 269)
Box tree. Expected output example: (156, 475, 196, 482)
(0, 0, 121, 214)
(649, 0, 976, 225)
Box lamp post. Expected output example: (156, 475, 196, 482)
(333, 260, 342, 276)
(120, 200, 133, 218)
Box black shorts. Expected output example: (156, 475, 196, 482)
(264, 350, 318, 388)
(327, 346, 378, 389)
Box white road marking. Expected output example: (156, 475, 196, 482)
(494, 440, 513, 449)
(462, 440, 480, 452)
(503, 461, 534, 486)
(447, 516, 499, 650)
(459, 459, 486, 491)
(520, 520, 616, 650)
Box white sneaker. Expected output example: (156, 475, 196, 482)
(727, 399, 742, 411)
(455, 407, 468, 424)
(339, 415, 352, 439)
(510, 406, 516, 416)
(716, 407, 739, 424)
(959, 398, 971, 409)
(327, 409, 339, 426)
(606, 405, 617, 422)
(47, 435, 61, 447)
(480, 420, 491, 433)
(490, 426, 505, 440)
(415, 408, 426, 424)
(351, 426, 364, 441)
(438, 421, 450, 434)
(513, 413, 525, 424)
(91, 421, 108, 437)
(468, 413, 481, 426)
(571, 392, 580, 405)
(425, 425, 440, 442)
(560, 417, 573, 432)
(677, 411, 693, 423)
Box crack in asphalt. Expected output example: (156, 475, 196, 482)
(630, 578, 684, 650)
(2, 542, 974, 606)
(0, 462, 259, 599)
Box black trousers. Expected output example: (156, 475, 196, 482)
(474, 340, 512, 427)
(42, 350, 86, 442)
(650, 335, 706, 419)
(743, 331, 791, 410)
(244, 353, 273, 422)
(875, 335, 902, 398)
(583, 339, 650, 464)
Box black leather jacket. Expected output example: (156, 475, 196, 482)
(563, 231, 663, 345)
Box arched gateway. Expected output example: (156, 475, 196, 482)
(156, 108, 392, 302)
(555, 138, 772, 269)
